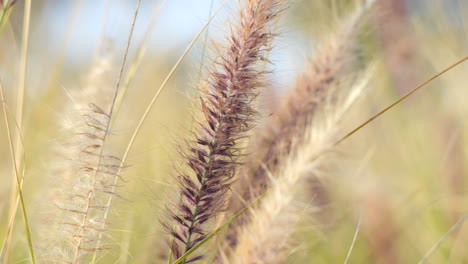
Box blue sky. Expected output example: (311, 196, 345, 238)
(36, 0, 302, 89)
(40, 0, 231, 57)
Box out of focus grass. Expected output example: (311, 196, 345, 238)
(0, 0, 467, 263)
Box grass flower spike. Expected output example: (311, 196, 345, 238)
(164, 0, 286, 262)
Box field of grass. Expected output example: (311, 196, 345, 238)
(0, 0, 467, 263)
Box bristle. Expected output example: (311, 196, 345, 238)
(164, 0, 287, 262)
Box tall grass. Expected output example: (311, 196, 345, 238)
(0, 0, 467, 263)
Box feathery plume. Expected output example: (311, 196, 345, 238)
(164, 0, 287, 262)
(43, 53, 119, 264)
(236, 0, 372, 209)
(43, 0, 141, 260)
(222, 2, 374, 260)
(230, 60, 371, 264)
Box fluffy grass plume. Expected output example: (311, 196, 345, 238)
(1, 0, 467, 263)
(42, 53, 117, 263)
(229, 51, 371, 264)
(222, 2, 374, 262)
(235, 0, 372, 209)
(224, 1, 374, 251)
(164, 0, 287, 262)
(42, 0, 141, 261)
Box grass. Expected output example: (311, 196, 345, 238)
(0, 0, 467, 263)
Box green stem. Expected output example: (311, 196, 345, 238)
(0, 81, 36, 264)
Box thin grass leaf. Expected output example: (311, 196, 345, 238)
(2, 1, 31, 260)
(418, 215, 468, 264)
(0, 103, 26, 260)
(117, 0, 229, 167)
(112, 0, 167, 120)
(0, 80, 36, 264)
(344, 202, 366, 264)
(334, 56, 468, 146)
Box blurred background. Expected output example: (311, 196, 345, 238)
(0, 0, 467, 263)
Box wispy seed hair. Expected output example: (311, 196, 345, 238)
(42, 53, 122, 264)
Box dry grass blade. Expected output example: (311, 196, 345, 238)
(117, 0, 229, 166)
(3, 0, 31, 261)
(112, 0, 167, 119)
(334, 56, 468, 147)
(0, 120, 26, 262)
(344, 202, 366, 264)
(418, 215, 468, 264)
(0, 80, 36, 263)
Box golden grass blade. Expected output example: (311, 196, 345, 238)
(344, 202, 366, 264)
(109, 0, 140, 104)
(284, 58, 468, 222)
(119, 0, 229, 165)
(418, 215, 468, 264)
(0, 105, 26, 260)
(113, 0, 167, 119)
(14, 0, 30, 133)
(4, 0, 31, 261)
(334, 56, 468, 147)
(0, 80, 36, 264)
